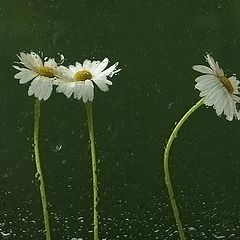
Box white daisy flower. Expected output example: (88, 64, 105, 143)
(55, 58, 120, 102)
(13, 52, 62, 101)
(193, 54, 240, 121)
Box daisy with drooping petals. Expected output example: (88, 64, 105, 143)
(13, 52, 61, 239)
(13, 52, 63, 101)
(56, 58, 120, 102)
(55, 58, 120, 239)
(193, 54, 240, 121)
(163, 54, 240, 240)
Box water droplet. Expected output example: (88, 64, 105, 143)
(35, 172, 40, 179)
(1, 231, 11, 237)
(51, 143, 62, 152)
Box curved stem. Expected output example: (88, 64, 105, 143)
(85, 101, 99, 240)
(34, 98, 51, 240)
(164, 98, 204, 240)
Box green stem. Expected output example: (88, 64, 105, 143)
(34, 98, 51, 240)
(164, 98, 204, 240)
(85, 101, 99, 240)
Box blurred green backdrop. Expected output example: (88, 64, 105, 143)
(1, 0, 240, 239)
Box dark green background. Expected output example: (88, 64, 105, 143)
(1, 0, 240, 239)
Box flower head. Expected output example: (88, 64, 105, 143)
(13, 52, 62, 100)
(193, 54, 240, 121)
(56, 58, 120, 102)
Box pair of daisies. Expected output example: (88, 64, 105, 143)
(13, 52, 120, 102)
(14, 52, 240, 121)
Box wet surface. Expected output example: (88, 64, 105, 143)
(1, 0, 240, 239)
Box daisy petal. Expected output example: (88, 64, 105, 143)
(14, 69, 38, 84)
(95, 58, 109, 73)
(192, 65, 214, 74)
(93, 78, 112, 92)
(101, 62, 119, 77)
(83, 80, 94, 102)
(74, 83, 84, 100)
(28, 77, 41, 97)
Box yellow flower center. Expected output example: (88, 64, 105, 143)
(219, 76, 234, 94)
(37, 66, 55, 78)
(74, 70, 92, 81)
